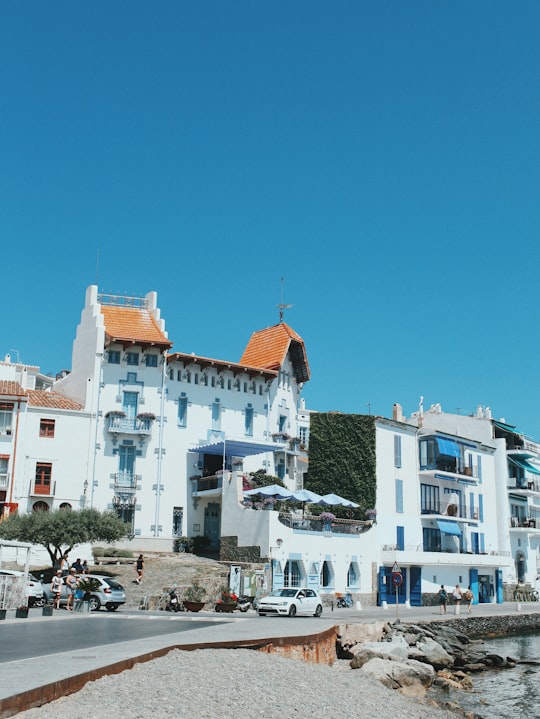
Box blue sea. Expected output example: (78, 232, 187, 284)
(430, 633, 540, 719)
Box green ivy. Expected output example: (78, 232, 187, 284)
(306, 413, 376, 518)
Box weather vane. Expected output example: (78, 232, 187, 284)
(276, 276, 293, 323)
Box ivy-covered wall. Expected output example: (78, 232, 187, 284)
(306, 413, 376, 517)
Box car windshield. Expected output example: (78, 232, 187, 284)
(104, 579, 124, 590)
(268, 589, 299, 598)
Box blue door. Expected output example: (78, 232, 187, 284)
(409, 566, 421, 606)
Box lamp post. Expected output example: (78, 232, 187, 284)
(269, 538, 283, 591)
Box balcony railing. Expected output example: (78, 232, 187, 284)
(191, 475, 223, 493)
(107, 416, 153, 435)
(510, 517, 538, 529)
(29, 480, 56, 496)
(278, 512, 372, 535)
(420, 460, 478, 478)
(508, 478, 540, 492)
(420, 503, 479, 520)
(112, 472, 140, 494)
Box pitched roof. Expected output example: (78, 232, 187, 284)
(101, 306, 172, 349)
(0, 381, 27, 399)
(26, 390, 83, 411)
(240, 323, 310, 383)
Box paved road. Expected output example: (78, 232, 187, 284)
(0, 614, 226, 663)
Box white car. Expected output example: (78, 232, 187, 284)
(257, 588, 323, 617)
(0, 569, 45, 607)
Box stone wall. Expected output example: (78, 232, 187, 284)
(220, 536, 262, 563)
(418, 612, 540, 638)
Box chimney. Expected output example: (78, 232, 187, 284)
(392, 403, 403, 422)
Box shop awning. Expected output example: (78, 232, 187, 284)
(436, 519, 462, 536)
(508, 456, 540, 476)
(436, 437, 461, 458)
(190, 439, 278, 457)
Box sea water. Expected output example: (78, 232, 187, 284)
(430, 633, 540, 719)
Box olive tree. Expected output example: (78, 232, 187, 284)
(0, 508, 129, 566)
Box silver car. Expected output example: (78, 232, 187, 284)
(43, 573, 126, 611)
(257, 588, 323, 617)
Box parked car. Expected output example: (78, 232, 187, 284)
(257, 588, 323, 617)
(43, 573, 126, 611)
(0, 569, 45, 607)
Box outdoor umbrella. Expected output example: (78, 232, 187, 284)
(319, 492, 359, 508)
(290, 488, 323, 516)
(243, 484, 293, 500)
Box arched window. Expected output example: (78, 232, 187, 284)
(283, 560, 302, 587)
(32, 501, 49, 512)
(59, 502, 72, 510)
(347, 561, 360, 588)
(320, 560, 334, 588)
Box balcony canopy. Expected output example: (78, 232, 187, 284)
(508, 456, 540, 476)
(436, 519, 462, 536)
(190, 439, 278, 458)
(436, 437, 461, 458)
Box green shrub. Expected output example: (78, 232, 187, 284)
(92, 546, 106, 557)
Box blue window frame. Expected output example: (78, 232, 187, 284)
(126, 352, 139, 366)
(396, 525, 405, 551)
(145, 354, 158, 367)
(108, 350, 120, 364)
(395, 479, 403, 513)
(212, 399, 221, 430)
(394, 435, 402, 468)
(245, 404, 253, 436)
(178, 394, 188, 427)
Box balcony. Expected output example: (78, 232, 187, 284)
(420, 460, 479, 481)
(29, 480, 56, 496)
(106, 413, 154, 436)
(191, 474, 223, 496)
(508, 477, 540, 493)
(510, 516, 538, 529)
(111, 472, 140, 495)
(277, 512, 372, 535)
(420, 501, 479, 521)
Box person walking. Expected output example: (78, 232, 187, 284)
(438, 585, 448, 614)
(51, 570, 63, 610)
(134, 554, 144, 584)
(464, 585, 474, 613)
(452, 583, 462, 615)
(65, 569, 77, 611)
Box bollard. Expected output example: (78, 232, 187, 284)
(517, 602, 522, 612)
(356, 600, 362, 610)
(382, 600, 388, 609)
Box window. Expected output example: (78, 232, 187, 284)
(0, 455, 8, 489)
(394, 435, 402, 468)
(35, 462, 52, 494)
(347, 562, 360, 588)
(32, 501, 49, 512)
(395, 479, 403, 513)
(39, 419, 55, 438)
(126, 352, 139, 366)
(419, 438, 436, 469)
(320, 561, 333, 588)
(245, 404, 253, 436)
(423, 527, 441, 552)
(178, 394, 188, 427)
(172, 506, 183, 537)
(278, 415, 287, 432)
(122, 391, 138, 418)
(211, 399, 221, 430)
(0, 403, 13, 434)
(108, 350, 120, 364)
(283, 560, 302, 587)
(145, 354, 158, 367)
(177, 370, 182, 381)
(396, 525, 405, 551)
(421, 483, 440, 513)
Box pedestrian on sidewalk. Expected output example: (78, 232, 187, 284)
(51, 570, 63, 609)
(65, 569, 77, 610)
(134, 554, 144, 584)
(438, 585, 448, 614)
(464, 586, 474, 613)
(452, 584, 462, 615)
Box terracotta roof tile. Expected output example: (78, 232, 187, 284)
(101, 306, 172, 349)
(240, 323, 310, 383)
(0, 381, 27, 398)
(26, 390, 83, 410)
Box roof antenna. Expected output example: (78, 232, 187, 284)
(276, 276, 293, 323)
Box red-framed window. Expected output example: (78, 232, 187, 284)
(39, 419, 56, 438)
(35, 462, 52, 494)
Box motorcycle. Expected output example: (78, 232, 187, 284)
(236, 595, 252, 612)
(166, 586, 183, 612)
(336, 591, 353, 608)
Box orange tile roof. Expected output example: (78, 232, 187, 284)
(240, 323, 310, 383)
(101, 306, 172, 349)
(26, 390, 83, 410)
(0, 381, 27, 398)
(167, 352, 277, 379)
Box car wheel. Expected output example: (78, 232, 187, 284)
(314, 604, 323, 617)
(89, 596, 101, 611)
(288, 604, 297, 617)
(258, 612, 266, 616)
(106, 604, 119, 612)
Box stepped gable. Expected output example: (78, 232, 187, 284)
(101, 304, 172, 349)
(26, 390, 83, 410)
(240, 322, 310, 383)
(0, 381, 26, 398)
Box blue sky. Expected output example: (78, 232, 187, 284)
(2, 2, 540, 436)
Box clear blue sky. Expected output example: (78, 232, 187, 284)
(2, 2, 539, 436)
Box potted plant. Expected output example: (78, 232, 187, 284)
(319, 511, 336, 531)
(76, 577, 101, 612)
(183, 582, 206, 612)
(15, 605, 29, 618)
(215, 586, 238, 613)
(42, 600, 54, 616)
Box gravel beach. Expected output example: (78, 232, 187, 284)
(17, 648, 457, 719)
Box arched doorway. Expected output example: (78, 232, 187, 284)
(32, 501, 49, 512)
(515, 551, 526, 584)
